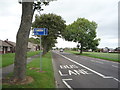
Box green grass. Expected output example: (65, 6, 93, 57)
(2, 52, 55, 88)
(65, 50, 119, 62)
(0, 54, 1, 69)
(1, 51, 40, 68)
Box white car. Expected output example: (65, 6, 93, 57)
(60, 49, 63, 52)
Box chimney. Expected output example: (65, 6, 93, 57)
(6, 39, 8, 41)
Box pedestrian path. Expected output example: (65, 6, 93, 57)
(0, 54, 39, 78)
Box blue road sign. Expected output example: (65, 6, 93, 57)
(33, 28, 48, 35)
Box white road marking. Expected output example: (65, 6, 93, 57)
(60, 65, 63, 69)
(113, 78, 120, 82)
(68, 70, 77, 75)
(59, 70, 68, 76)
(112, 65, 118, 68)
(27, 58, 31, 59)
(60, 65, 78, 69)
(91, 60, 104, 64)
(55, 52, 120, 82)
(97, 59, 118, 64)
(62, 79, 73, 89)
(59, 69, 92, 76)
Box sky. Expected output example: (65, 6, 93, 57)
(0, 0, 119, 49)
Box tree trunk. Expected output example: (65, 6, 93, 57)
(42, 43, 47, 55)
(13, 2, 34, 81)
(80, 44, 83, 54)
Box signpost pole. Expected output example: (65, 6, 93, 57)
(40, 35, 42, 71)
(33, 28, 48, 72)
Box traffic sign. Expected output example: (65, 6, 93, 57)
(33, 28, 48, 72)
(33, 28, 48, 35)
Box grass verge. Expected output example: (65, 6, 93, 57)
(2, 52, 55, 88)
(65, 50, 119, 62)
(1, 51, 40, 68)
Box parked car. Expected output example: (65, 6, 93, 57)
(60, 49, 63, 52)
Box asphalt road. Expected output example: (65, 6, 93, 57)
(52, 50, 120, 89)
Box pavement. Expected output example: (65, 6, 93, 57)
(52, 50, 120, 89)
(0, 54, 39, 78)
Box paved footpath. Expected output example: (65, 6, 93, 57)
(0, 54, 39, 78)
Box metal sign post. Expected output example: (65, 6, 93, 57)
(33, 28, 48, 71)
(40, 35, 42, 71)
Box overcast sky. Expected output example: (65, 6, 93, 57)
(0, 0, 119, 48)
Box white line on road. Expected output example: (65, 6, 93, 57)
(55, 52, 120, 82)
(97, 59, 118, 64)
(113, 78, 120, 82)
(62, 79, 73, 89)
(59, 70, 68, 76)
(91, 60, 104, 64)
(28, 58, 31, 59)
(112, 65, 118, 68)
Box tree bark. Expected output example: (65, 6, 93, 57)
(42, 43, 47, 55)
(80, 44, 83, 54)
(13, 2, 34, 81)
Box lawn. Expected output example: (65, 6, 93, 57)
(1, 51, 40, 68)
(2, 52, 55, 88)
(65, 50, 119, 62)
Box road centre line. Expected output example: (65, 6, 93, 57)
(28, 58, 31, 59)
(91, 60, 104, 64)
(55, 52, 120, 82)
(95, 59, 118, 64)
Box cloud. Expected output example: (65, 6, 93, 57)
(0, 0, 22, 42)
(0, 0, 119, 48)
(55, 37, 77, 48)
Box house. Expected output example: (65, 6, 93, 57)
(28, 42, 37, 51)
(4, 39, 16, 53)
(108, 48, 115, 53)
(102, 47, 109, 53)
(27, 42, 40, 52)
(0, 39, 40, 54)
(0, 40, 13, 54)
(100, 47, 115, 53)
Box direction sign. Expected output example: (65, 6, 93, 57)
(33, 28, 48, 35)
(33, 28, 48, 71)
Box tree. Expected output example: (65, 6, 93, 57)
(29, 37, 40, 44)
(63, 18, 100, 54)
(13, 0, 54, 82)
(32, 14, 66, 55)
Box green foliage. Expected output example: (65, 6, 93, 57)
(28, 37, 40, 44)
(32, 13, 66, 54)
(63, 18, 100, 54)
(72, 48, 78, 51)
(33, 0, 56, 11)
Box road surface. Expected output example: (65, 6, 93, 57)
(52, 50, 120, 89)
